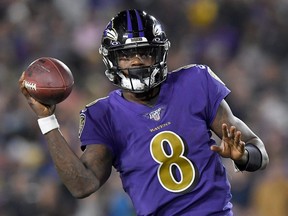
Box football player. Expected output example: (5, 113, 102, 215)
(19, 9, 269, 215)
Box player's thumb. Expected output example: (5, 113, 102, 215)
(210, 145, 221, 153)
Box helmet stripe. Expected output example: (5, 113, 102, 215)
(126, 10, 133, 38)
(134, 9, 145, 37)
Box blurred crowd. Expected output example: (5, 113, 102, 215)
(0, 0, 288, 215)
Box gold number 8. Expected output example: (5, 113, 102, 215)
(150, 131, 196, 193)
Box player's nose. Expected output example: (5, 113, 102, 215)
(130, 54, 145, 66)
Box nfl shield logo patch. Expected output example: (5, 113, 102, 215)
(144, 107, 163, 121)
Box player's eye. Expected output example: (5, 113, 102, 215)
(138, 48, 155, 58)
(117, 50, 130, 60)
(116, 47, 155, 61)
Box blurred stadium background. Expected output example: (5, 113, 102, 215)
(0, 0, 287, 215)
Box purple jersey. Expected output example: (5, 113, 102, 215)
(79, 64, 232, 216)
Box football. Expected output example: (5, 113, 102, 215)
(23, 57, 74, 105)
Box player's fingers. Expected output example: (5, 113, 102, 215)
(19, 72, 26, 89)
(19, 71, 35, 100)
(26, 95, 38, 106)
(222, 124, 229, 138)
(210, 145, 221, 153)
(234, 131, 245, 153)
(240, 141, 245, 151)
(234, 130, 241, 144)
(21, 83, 31, 98)
(19, 72, 28, 93)
(229, 126, 236, 139)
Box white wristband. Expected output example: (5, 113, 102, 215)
(37, 114, 59, 134)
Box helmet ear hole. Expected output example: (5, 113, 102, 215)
(100, 9, 170, 92)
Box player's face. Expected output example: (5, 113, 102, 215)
(116, 47, 156, 74)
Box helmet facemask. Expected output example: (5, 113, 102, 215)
(101, 44, 169, 92)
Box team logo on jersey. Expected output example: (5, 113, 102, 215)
(145, 107, 163, 121)
(78, 112, 86, 138)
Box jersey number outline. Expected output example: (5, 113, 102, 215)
(150, 131, 196, 193)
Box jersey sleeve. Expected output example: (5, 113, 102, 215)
(78, 99, 114, 152)
(203, 66, 231, 125)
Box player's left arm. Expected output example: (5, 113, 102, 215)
(210, 99, 269, 171)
